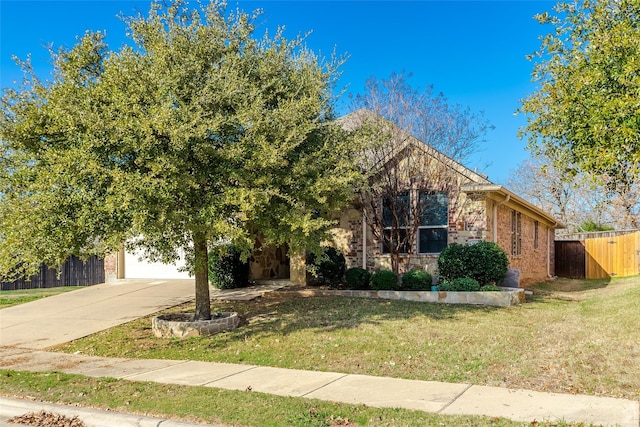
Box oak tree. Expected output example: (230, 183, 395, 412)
(0, 1, 361, 319)
(520, 0, 640, 216)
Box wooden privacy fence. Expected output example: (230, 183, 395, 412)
(0, 256, 105, 291)
(555, 232, 640, 279)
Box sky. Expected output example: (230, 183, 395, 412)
(0, 0, 556, 183)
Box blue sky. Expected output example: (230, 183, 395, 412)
(0, 0, 555, 183)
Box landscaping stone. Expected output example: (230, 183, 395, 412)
(271, 287, 525, 307)
(500, 268, 521, 288)
(152, 312, 239, 338)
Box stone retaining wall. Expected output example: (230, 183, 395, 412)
(273, 288, 525, 307)
(152, 312, 239, 338)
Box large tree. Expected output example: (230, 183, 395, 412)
(350, 72, 492, 273)
(520, 0, 640, 208)
(0, 1, 361, 319)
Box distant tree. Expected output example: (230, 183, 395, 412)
(505, 156, 640, 232)
(349, 72, 492, 273)
(577, 220, 614, 233)
(0, 0, 361, 320)
(504, 156, 606, 232)
(520, 0, 640, 228)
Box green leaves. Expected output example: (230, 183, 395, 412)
(0, 0, 361, 281)
(521, 0, 640, 182)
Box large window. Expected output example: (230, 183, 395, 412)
(511, 210, 522, 256)
(381, 191, 448, 254)
(418, 192, 448, 253)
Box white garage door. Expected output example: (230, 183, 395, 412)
(124, 248, 192, 279)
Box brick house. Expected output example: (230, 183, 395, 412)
(108, 110, 561, 285)
(249, 110, 561, 285)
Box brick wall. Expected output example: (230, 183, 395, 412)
(331, 193, 490, 275)
(495, 204, 552, 283)
(330, 197, 554, 284)
(104, 253, 118, 282)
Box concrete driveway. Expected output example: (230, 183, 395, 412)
(0, 279, 195, 349)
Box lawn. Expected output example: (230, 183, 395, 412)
(56, 276, 640, 401)
(0, 286, 83, 309)
(0, 370, 536, 427)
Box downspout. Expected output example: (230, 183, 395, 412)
(362, 212, 367, 269)
(492, 194, 510, 243)
(548, 222, 558, 278)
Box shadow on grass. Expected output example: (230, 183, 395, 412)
(523, 277, 612, 304)
(206, 294, 503, 344)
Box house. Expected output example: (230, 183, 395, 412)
(107, 110, 561, 285)
(249, 109, 562, 285)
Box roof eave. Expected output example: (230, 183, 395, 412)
(461, 183, 565, 229)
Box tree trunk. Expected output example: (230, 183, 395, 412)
(193, 233, 211, 320)
(391, 251, 400, 275)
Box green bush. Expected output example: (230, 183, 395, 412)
(437, 277, 480, 291)
(344, 267, 371, 290)
(436, 243, 468, 281)
(451, 277, 481, 291)
(370, 269, 398, 290)
(437, 241, 508, 285)
(436, 280, 454, 291)
(307, 246, 347, 288)
(208, 245, 250, 290)
(400, 269, 432, 291)
(480, 284, 501, 292)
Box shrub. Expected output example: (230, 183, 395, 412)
(307, 246, 347, 288)
(344, 267, 371, 290)
(208, 245, 250, 290)
(437, 241, 508, 285)
(370, 269, 398, 290)
(437, 280, 454, 291)
(437, 277, 480, 291)
(400, 269, 432, 291)
(480, 284, 501, 292)
(436, 243, 468, 282)
(451, 277, 481, 291)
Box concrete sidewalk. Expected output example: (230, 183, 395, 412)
(0, 281, 638, 426)
(0, 346, 637, 426)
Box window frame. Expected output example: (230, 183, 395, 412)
(380, 190, 449, 255)
(511, 210, 522, 256)
(417, 192, 449, 254)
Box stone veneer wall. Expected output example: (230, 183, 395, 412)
(330, 194, 490, 276)
(249, 235, 290, 281)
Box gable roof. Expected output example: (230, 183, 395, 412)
(338, 108, 491, 184)
(339, 109, 562, 229)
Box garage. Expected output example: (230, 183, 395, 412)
(123, 248, 192, 280)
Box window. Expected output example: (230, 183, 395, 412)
(381, 191, 449, 255)
(418, 192, 448, 253)
(534, 220, 539, 250)
(382, 192, 411, 254)
(511, 210, 522, 256)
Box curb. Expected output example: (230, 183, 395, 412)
(0, 397, 220, 427)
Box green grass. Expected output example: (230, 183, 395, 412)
(0, 370, 533, 427)
(56, 276, 640, 401)
(0, 287, 83, 309)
